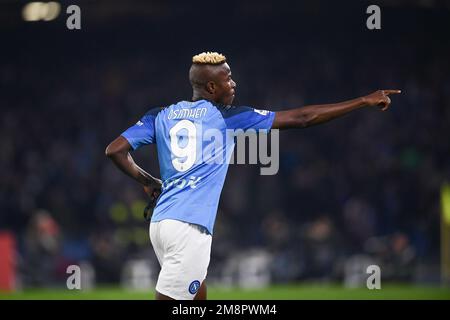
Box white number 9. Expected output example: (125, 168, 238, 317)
(169, 120, 197, 172)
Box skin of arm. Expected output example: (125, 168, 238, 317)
(272, 90, 401, 130)
(105, 136, 162, 199)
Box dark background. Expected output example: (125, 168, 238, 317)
(1, 0, 449, 287)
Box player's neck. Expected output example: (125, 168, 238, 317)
(192, 92, 216, 104)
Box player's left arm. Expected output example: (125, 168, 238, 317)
(272, 90, 401, 130)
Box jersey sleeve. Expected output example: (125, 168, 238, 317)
(121, 108, 161, 150)
(221, 106, 275, 132)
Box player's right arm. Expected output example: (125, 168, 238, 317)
(105, 136, 162, 196)
(272, 90, 401, 130)
(106, 107, 163, 199)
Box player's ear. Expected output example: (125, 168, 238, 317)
(206, 81, 216, 94)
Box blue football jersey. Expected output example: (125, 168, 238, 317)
(121, 100, 275, 234)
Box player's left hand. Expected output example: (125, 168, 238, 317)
(363, 90, 401, 111)
(143, 179, 162, 221)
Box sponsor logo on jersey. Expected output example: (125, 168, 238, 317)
(162, 176, 202, 191)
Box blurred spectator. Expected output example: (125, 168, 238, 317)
(365, 232, 417, 282)
(22, 209, 62, 286)
(300, 215, 344, 280)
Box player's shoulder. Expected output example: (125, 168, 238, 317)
(144, 106, 165, 117)
(218, 104, 266, 119)
(217, 104, 246, 115)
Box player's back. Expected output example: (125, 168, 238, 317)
(151, 100, 233, 233)
(121, 99, 275, 234)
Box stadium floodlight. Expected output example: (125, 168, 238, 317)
(22, 2, 44, 21)
(43, 2, 61, 21)
(22, 1, 61, 22)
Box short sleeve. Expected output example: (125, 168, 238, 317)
(121, 108, 161, 150)
(220, 106, 275, 132)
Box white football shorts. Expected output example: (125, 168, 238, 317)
(149, 219, 212, 300)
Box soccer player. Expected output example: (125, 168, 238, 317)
(105, 52, 400, 300)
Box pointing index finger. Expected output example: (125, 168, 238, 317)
(384, 89, 401, 95)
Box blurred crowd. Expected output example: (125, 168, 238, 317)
(1, 4, 449, 287)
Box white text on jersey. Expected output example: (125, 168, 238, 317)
(168, 108, 208, 120)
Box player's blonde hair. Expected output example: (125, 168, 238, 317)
(192, 52, 226, 65)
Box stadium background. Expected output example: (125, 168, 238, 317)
(1, 0, 450, 299)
